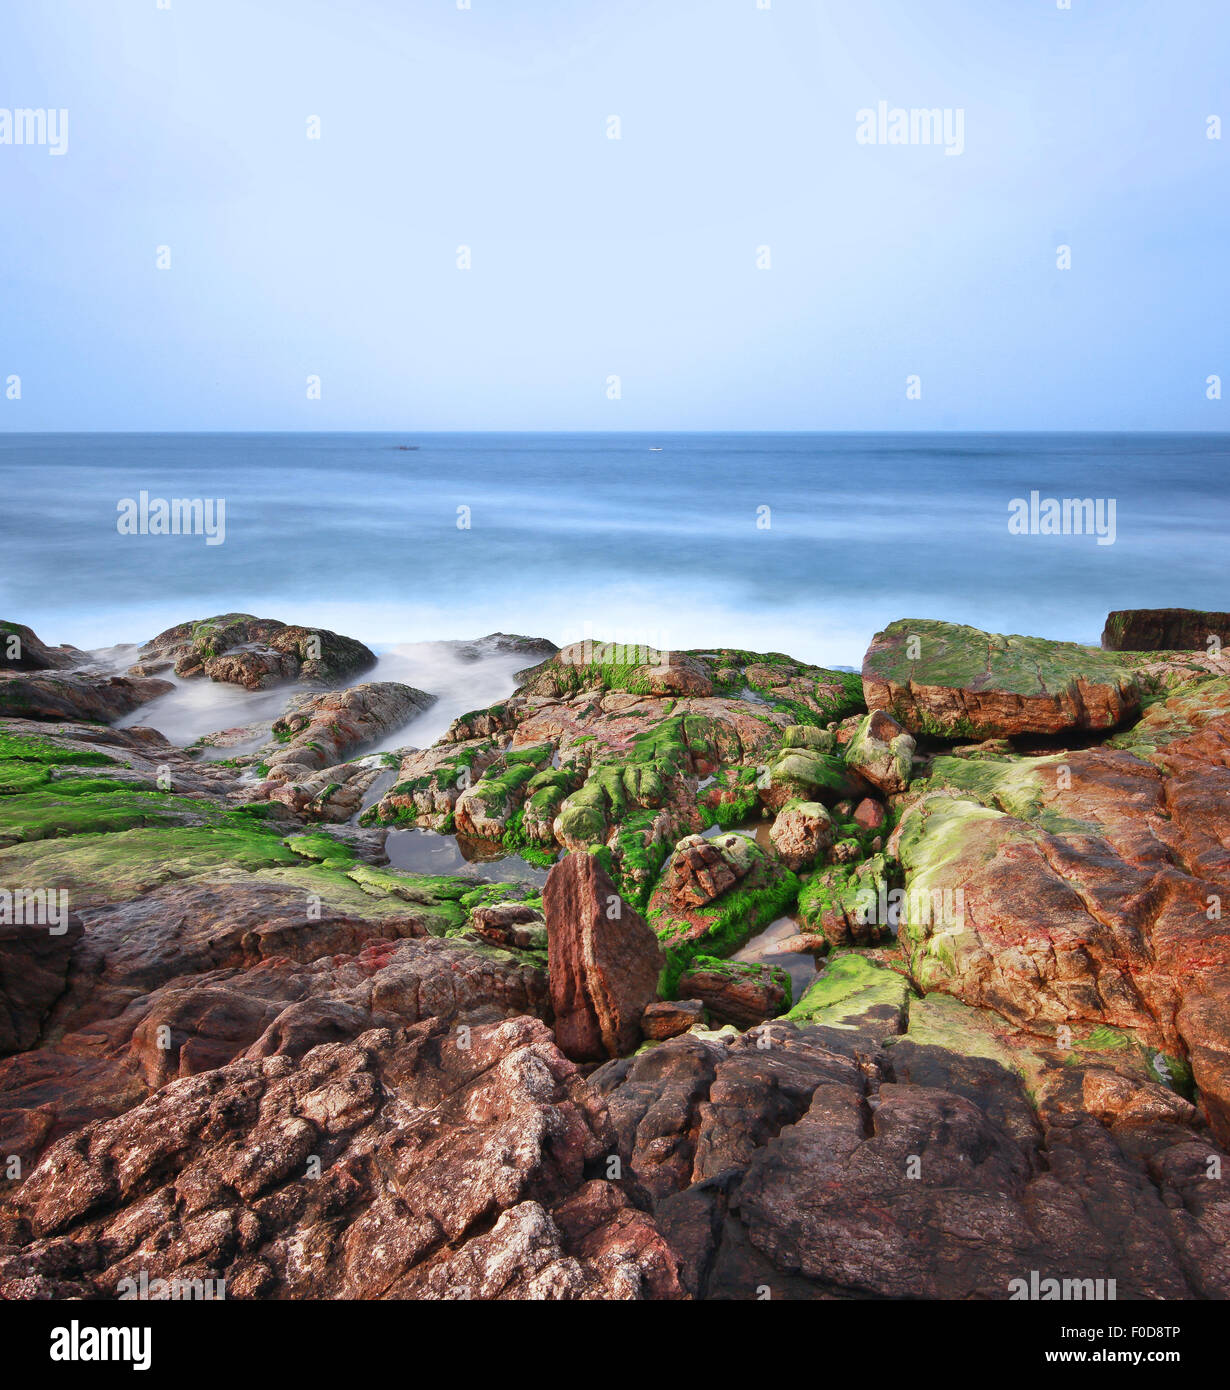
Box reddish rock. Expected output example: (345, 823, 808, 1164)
(852, 797, 886, 832)
(0, 912, 84, 1054)
(641, 999, 706, 1040)
(769, 801, 833, 870)
(0, 672, 173, 723)
(676, 960, 788, 1028)
(543, 852, 664, 1062)
(0, 1017, 686, 1301)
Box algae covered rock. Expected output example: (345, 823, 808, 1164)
(649, 832, 799, 990)
(761, 746, 864, 812)
(843, 709, 915, 795)
(677, 956, 790, 1027)
(797, 852, 897, 947)
(862, 618, 1140, 737)
(785, 953, 911, 1035)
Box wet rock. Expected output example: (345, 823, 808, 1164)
(543, 852, 663, 1063)
(852, 797, 885, 831)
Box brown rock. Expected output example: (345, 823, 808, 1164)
(641, 999, 706, 1040)
(1103, 608, 1230, 652)
(0, 1017, 685, 1301)
(676, 960, 788, 1028)
(543, 852, 664, 1062)
(769, 800, 833, 870)
(852, 797, 886, 831)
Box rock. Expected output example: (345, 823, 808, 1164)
(139, 614, 376, 689)
(0, 672, 173, 724)
(1103, 608, 1230, 653)
(862, 618, 1140, 737)
(521, 642, 714, 699)
(263, 683, 434, 779)
(0, 1016, 685, 1301)
(769, 800, 833, 870)
(467, 901, 548, 952)
(0, 622, 78, 672)
(641, 999, 706, 1040)
(843, 710, 915, 794)
(784, 954, 911, 1035)
(852, 797, 886, 831)
(543, 852, 664, 1062)
(797, 854, 896, 948)
(649, 834, 799, 985)
(676, 957, 789, 1028)
(591, 1016, 1230, 1300)
(894, 739, 1230, 1142)
(0, 911, 84, 1053)
(761, 746, 865, 812)
(777, 932, 829, 955)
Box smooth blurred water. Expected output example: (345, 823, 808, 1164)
(1, 432, 1225, 667)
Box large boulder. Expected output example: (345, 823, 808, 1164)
(591, 1015, 1230, 1300)
(542, 851, 664, 1062)
(862, 618, 1140, 738)
(138, 614, 376, 690)
(1103, 608, 1230, 652)
(894, 713, 1230, 1144)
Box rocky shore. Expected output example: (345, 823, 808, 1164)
(0, 608, 1228, 1300)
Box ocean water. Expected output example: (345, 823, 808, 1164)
(2, 432, 1226, 672)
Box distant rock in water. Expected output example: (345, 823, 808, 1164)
(1102, 607, 1230, 652)
(0, 671, 173, 723)
(0, 621, 81, 672)
(136, 613, 376, 690)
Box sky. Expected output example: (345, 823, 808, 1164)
(0, 0, 1226, 431)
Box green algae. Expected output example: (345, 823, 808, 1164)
(785, 952, 911, 1031)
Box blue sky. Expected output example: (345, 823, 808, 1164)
(0, 0, 1226, 430)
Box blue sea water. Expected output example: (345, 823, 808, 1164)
(1, 432, 1225, 668)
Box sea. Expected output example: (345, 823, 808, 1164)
(1, 431, 1225, 747)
